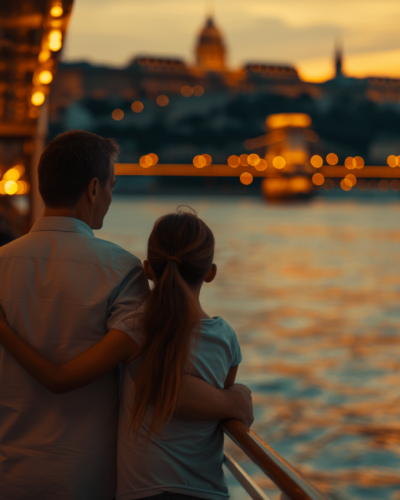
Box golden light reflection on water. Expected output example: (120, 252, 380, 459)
(100, 198, 400, 500)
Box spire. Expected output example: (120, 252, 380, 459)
(335, 40, 343, 78)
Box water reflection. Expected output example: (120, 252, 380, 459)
(100, 197, 400, 500)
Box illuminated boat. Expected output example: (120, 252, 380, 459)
(247, 113, 317, 200)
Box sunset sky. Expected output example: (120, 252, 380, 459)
(62, 0, 400, 82)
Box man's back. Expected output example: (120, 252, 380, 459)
(0, 217, 148, 500)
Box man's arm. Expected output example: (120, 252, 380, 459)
(176, 375, 253, 427)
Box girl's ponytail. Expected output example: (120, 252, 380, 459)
(130, 209, 214, 437)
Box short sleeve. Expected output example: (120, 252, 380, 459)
(107, 258, 150, 337)
(230, 328, 242, 367)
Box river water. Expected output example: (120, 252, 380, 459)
(99, 195, 400, 500)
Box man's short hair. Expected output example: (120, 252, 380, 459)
(38, 130, 119, 208)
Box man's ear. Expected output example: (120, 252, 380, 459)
(87, 178, 99, 204)
(143, 260, 155, 282)
(204, 263, 217, 283)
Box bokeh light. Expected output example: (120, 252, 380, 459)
(240, 172, 253, 185)
(340, 178, 352, 191)
(272, 156, 286, 169)
(156, 95, 169, 106)
(312, 173, 324, 185)
(378, 179, 389, 191)
(48, 30, 62, 51)
(239, 154, 248, 167)
(38, 50, 51, 63)
(131, 101, 144, 113)
(227, 155, 240, 168)
(345, 173, 357, 187)
(4, 180, 18, 195)
(254, 159, 267, 171)
(391, 179, 400, 191)
(39, 70, 53, 84)
(203, 154, 212, 166)
(4, 166, 24, 181)
(247, 154, 260, 166)
(387, 155, 398, 167)
(326, 153, 339, 165)
(31, 91, 45, 106)
(344, 157, 355, 169)
(112, 109, 124, 120)
(192, 85, 204, 96)
(310, 155, 323, 168)
(181, 86, 192, 97)
(193, 155, 207, 168)
(50, 4, 63, 17)
(354, 156, 364, 168)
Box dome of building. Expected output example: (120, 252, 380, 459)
(195, 17, 226, 71)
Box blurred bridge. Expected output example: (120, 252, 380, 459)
(0, 0, 73, 240)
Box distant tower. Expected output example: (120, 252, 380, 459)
(195, 16, 226, 71)
(335, 42, 343, 78)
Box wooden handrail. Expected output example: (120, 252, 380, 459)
(222, 420, 330, 500)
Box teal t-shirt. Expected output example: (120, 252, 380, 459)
(116, 316, 242, 500)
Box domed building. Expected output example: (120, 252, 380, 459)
(195, 16, 226, 71)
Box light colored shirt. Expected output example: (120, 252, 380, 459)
(116, 316, 242, 500)
(0, 216, 149, 500)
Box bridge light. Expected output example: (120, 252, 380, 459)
(193, 155, 207, 168)
(181, 86, 192, 97)
(156, 95, 169, 106)
(31, 91, 45, 106)
(255, 158, 267, 171)
(4, 180, 18, 195)
(326, 153, 338, 165)
(3, 167, 22, 181)
(131, 101, 144, 113)
(39, 70, 53, 84)
(387, 155, 398, 168)
(239, 154, 248, 167)
(203, 154, 212, 166)
(247, 154, 260, 166)
(50, 3, 63, 17)
(112, 109, 124, 121)
(228, 155, 240, 168)
(38, 50, 51, 63)
(240, 172, 253, 185)
(340, 179, 352, 191)
(48, 30, 62, 51)
(310, 155, 323, 168)
(312, 173, 324, 186)
(272, 156, 286, 169)
(345, 174, 357, 187)
(193, 86, 204, 96)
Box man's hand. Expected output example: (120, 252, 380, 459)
(225, 384, 254, 427)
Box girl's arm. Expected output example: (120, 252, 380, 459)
(0, 310, 140, 394)
(224, 365, 238, 389)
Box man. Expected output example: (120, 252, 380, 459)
(0, 130, 253, 500)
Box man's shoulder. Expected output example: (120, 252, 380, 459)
(91, 236, 141, 272)
(0, 233, 32, 257)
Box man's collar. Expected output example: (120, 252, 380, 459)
(30, 217, 94, 237)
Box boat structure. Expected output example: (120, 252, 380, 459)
(222, 420, 329, 500)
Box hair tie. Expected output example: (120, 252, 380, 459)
(167, 256, 182, 265)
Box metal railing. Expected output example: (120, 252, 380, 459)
(222, 420, 330, 500)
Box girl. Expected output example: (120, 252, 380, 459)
(0, 208, 242, 500)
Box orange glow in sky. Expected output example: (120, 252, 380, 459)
(62, 0, 400, 82)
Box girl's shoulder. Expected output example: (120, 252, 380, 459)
(199, 316, 242, 366)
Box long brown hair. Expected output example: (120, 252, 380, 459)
(130, 208, 215, 437)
